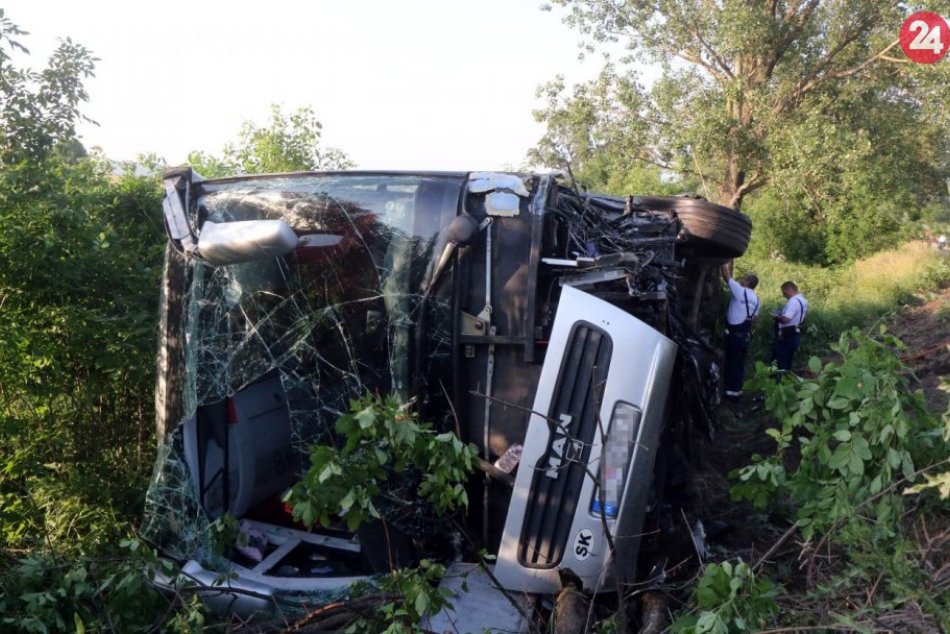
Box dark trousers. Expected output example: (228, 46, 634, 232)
(771, 328, 801, 372)
(723, 325, 751, 393)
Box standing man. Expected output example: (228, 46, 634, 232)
(771, 281, 808, 374)
(720, 263, 760, 401)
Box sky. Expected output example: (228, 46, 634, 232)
(3, 0, 617, 171)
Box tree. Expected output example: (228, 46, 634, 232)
(188, 104, 353, 176)
(0, 14, 166, 550)
(529, 66, 694, 195)
(535, 1, 950, 214)
(0, 9, 97, 164)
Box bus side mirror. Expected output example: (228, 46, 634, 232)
(198, 220, 299, 265)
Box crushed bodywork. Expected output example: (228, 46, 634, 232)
(146, 168, 750, 616)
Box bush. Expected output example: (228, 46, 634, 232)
(732, 329, 944, 538)
(0, 540, 205, 633)
(0, 154, 165, 552)
(722, 330, 950, 628)
(671, 560, 781, 633)
(743, 192, 827, 264)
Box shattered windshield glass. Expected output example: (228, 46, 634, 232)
(144, 174, 463, 564)
(191, 175, 461, 406)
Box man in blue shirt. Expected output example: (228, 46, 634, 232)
(720, 263, 760, 401)
(771, 281, 808, 374)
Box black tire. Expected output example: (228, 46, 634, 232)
(633, 196, 752, 259)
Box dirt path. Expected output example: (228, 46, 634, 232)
(887, 286, 950, 412)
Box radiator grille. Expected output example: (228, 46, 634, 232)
(518, 323, 612, 568)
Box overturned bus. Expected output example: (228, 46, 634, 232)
(146, 168, 751, 615)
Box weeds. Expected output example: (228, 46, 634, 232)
(671, 560, 781, 633)
(739, 241, 950, 363)
(0, 540, 206, 633)
(345, 560, 454, 634)
(733, 329, 943, 538)
(709, 330, 950, 630)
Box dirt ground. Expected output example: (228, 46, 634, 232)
(886, 285, 950, 413)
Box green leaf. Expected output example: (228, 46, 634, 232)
(344, 511, 362, 532)
(356, 407, 376, 429)
(339, 490, 356, 513)
(414, 591, 430, 616)
(301, 505, 315, 528)
(826, 397, 851, 410)
(880, 424, 894, 444)
(696, 610, 727, 634)
(887, 447, 902, 469)
(696, 568, 727, 608)
(848, 452, 864, 476)
(799, 397, 815, 417)
(901, 454, 915, 480)
(670, 614, 699, 632)
(852, 435, 872, 461)
(828, 445, 851, 470)
(318, 462, 341, 483)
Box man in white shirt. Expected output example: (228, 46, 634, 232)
(771, 281, 808, 373)
(720, 263, 760, 401)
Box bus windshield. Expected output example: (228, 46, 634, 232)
(186, 174, 463, 437)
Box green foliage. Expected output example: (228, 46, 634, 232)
(285, 394, 478, 532)
(346, 559, 453, 634)
(743, 85, 943, 265)
(0, 10, 97, 163)
(0, 15, 165, 555)
(671, 560, 781, 634)
(0, 539, 206, 634)
(208, 514, 241, 557)
(732, 329, 944, 540)
(0, 152, 165, 550)
(187, 103, 353, 177)
(739, 241, 950, 364)
(0, 16, 173, 632)
(741, 192, 831, 264)
(529, 68, 694, 194)
(528, 66, 693, 195)
(592, 615, 622, 634)
(679, 324, 950, 628)
(536, 1, 950, 264)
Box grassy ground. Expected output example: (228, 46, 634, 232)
(736, 241, 950, 365)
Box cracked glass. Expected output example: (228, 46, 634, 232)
(143, 175, 464, 582)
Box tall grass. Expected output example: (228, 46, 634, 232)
(736, 241, 950, 364)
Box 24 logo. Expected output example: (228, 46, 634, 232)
(900, 12, 950, 64)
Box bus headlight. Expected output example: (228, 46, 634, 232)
(590, 402, 641, 519)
